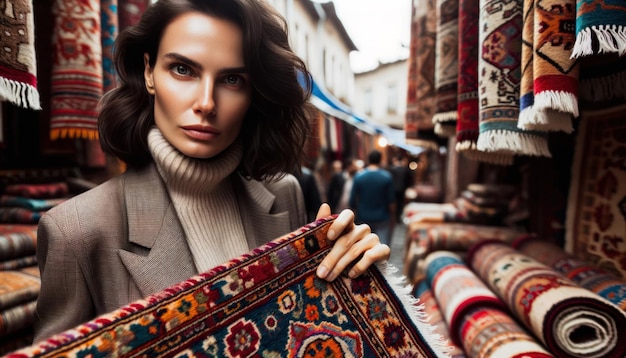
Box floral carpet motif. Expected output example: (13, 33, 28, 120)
(8, 217, 448, 357)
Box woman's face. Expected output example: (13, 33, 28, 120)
(144, 12, 252, 159)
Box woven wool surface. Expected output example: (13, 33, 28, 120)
(477, 0, 549, 164)
(468, 240, 626, 358)
(514, 235, 626, 310)
(0, 0, 40, 110)
(49, 0, 103, 140)
(432, 0, 459, 138)
(8, 217, 449, 357)
(566, 105, 626, 280)
(571, 0, 626, 58)
(413, 280, 467, 358)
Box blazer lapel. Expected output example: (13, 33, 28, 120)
(233, 174, 292, 249)
(118, 165, 197, 297)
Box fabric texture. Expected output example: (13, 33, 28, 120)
(432, 0, 459, 138)
(0, 0, 40, 110)
(458, 306, 554, 358)
(514, 235, 626, 310)
(468, 240, 626, 358)
(33, 162, 307, 343)
(518, 0, 579, 133)
(0, 225, 37, 262)
(3, 183, 68, 199)
(413, 280, 467, 358)
(565, 105, 626, 279)
(15, 217, 450, 357)
(571, 0, 626, 58)
(49, 0, 103, 140)
(405, 0, 440, 149)
(477, 0, 549, 164)
(455, 0, 481, 159)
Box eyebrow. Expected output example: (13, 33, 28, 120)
(162, 53, 248, 74)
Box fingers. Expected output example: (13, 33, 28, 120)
(326, 209, 355, 241)
(315, 203, 331, 221)
(316, 223, 390, 282)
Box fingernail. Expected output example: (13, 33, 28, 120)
(348, 270, 356, 278)
(317, 266, 328, 279)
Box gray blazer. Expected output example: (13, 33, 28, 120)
(34, 163, 307, 342)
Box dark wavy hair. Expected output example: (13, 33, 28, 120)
(99, 0, 313, 180)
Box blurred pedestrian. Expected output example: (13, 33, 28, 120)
(350, 150, 395, 245)
(388, 154, 414, 222)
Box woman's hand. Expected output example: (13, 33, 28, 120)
(315, 203, 391, 281)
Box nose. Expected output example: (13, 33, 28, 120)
(192, 78, 216, 116)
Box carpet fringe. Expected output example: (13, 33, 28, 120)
(572, 25, 626, 58)
(377, 261, 453, 358)
(518, 106, 574, 133)
(580, 70, 626, 103)
(0, 77, 41, 110)
(477, 129, 552, 157)
(534, 90, 579, 117)
(434, 122, 457, 138)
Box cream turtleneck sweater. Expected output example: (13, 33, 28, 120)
(148, 128, 249, 273)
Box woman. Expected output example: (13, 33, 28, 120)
(34, 0, 390, 342)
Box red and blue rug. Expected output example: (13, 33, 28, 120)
(8, 217, 449, 357)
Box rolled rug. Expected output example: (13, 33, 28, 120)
(413, 279, 467, 358)
(458, 306, 554, 358)
(467, 240, 626, 358)
(425, 251, 551, 357)
(424, 251, 506, 346)
(513, 235, 626, 310)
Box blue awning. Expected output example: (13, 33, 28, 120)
(301, 74, 425, 155)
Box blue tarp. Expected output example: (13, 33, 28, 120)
(301, 74, 425, 155)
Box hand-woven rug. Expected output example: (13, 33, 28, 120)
(565, 105, 626, 279)
(413, 280, 467, 358)
(0, 0, 41, 110)
(467, 239, 626, 358)
(455, 0, 481, 160)
(423, 251, 505, 345)
(405, 0, 440, 149)
(8, 217, 450, 357)
(518, 0, 579, 133)
(49, 0, 103, 140)
(571, 0, 626, 58)
(0, 225, 37, 262)
(3, 183, 68, 199)
(432, 0, 459, 138)
(458, 306, 554, 358)
(477, 0, 549, 163)
(513, 235, 626, 310)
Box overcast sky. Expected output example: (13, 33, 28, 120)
(330, 0, 412, 73)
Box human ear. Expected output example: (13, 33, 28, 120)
(143, 53, 155, 95)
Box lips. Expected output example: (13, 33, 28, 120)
(181, 125, 219, 134)
(181, 125, 220, 140)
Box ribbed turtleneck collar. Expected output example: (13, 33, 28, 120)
(147, 127, 243, 194)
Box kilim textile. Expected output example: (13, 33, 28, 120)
(432, 0, 459, 138)
(8, 217, 450, 357)
(0, 269, 40, 310)
(406, 0, 440, 149)
(0, 301, 36, 337)
(458, 306, 554, 358)
(0, 0, 40, 110)
(0, 209, 40, 225)
(3, 183, 68, 199)
(413, 280, 467, 358)
(0, 256, 36, 271)
(403, 222, 524, 283)
(468, 240, 626, 358)
(49, 0, 103, 140)
(565, 105, 626, 279)
(513, 235, 626, 310)
(571, 0, 626, 58)
(518, 0, 579, 133)
(0, 225, 37, 261)
(424, 251, 505, 346)
(455, 0, 481, 160)
(0, 196, 65, 212)
(477, 0, 549, 164)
